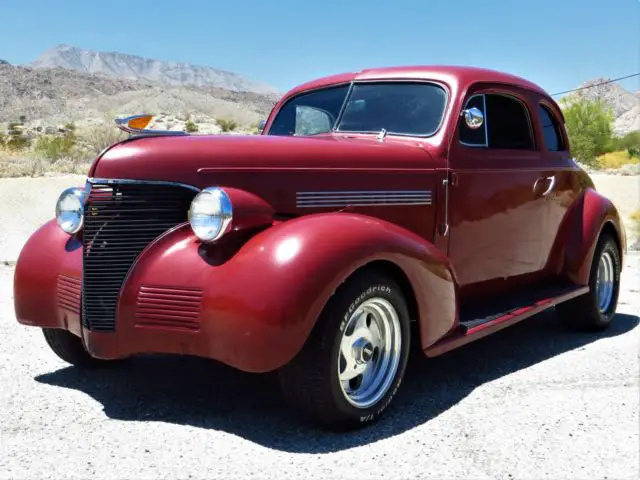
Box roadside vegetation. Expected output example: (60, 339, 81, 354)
(0, 113, 254, 177)
(0, 119, 127, 177)
(2, 99, 639, 177)
(561, 96, 640, 169)
(216, 117, 238, 132)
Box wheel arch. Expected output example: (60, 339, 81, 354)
(349, 259, 420, 324)
(600, 220, 624, 258)
(560, 187, 626, 285)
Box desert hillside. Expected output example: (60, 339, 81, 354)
(0, 63, 277, 130)
(30, 44, 279, 95)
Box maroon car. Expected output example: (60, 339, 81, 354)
(14, 66, 626, 429)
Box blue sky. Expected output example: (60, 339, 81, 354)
(1, 0, 638, 95)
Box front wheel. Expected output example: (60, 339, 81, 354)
(557, 234, 621, 330)
(42, 328, 119, 368)
(278, 271, 411, 430)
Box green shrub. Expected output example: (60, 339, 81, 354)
(217, 118, 238, 132)
(185, 119, 198, 133)
(34, 132, 77, 160)
(5, 122, 30, 150)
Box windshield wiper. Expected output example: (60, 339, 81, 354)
(376, 128, 387, 142)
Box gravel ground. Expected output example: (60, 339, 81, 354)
(0, 253, 638, 479)
(0, 175, 85, 263)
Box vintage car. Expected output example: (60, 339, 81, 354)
(14, 66, 626, 430)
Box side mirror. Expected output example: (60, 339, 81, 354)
(257, 119, 267, 133)
(461, 107, 484, 129)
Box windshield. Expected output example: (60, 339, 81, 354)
(267, 81, 447, 137)
(267, 85, 350, 136)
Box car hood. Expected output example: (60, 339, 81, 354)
(91, 133, 440, 214)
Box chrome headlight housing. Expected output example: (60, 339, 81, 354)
(189, 187, 233, 242)
(55, 187, 86, 234)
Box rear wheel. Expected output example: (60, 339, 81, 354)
(42, 328, 116, 368)
(557, 234, 621, 330)
(278, 271, 411, 430)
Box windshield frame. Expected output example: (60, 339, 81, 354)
(266, 79, 450, 139)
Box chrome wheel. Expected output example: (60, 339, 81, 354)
(337, 297, 402, 409)
(596, 251, 615, 313)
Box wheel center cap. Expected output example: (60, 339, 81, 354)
(354, 338, 374, 364)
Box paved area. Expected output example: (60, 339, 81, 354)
(0, 253, 638, 479)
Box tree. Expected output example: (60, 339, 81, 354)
(611, 130, 640, 158)
(560, 95, 614, 166)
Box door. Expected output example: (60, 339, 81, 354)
(534, 102, 582, 271)
(447, 90, 550, 300)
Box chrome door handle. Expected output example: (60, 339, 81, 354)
(534, 176, 556, 196)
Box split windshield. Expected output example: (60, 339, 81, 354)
(267, 82, 447, 137)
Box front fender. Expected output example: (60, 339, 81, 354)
(110, 212, 457, 371)
(13, 219, 84, 336)
(559, 188, 626, 284)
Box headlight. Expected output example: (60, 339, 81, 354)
(189, 187, 233, 242)
(55, 187, 86, 234)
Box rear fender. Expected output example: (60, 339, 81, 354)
(558, 188, 626, 284)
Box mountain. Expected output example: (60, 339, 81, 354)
(0, 63, 276, 128)
(0, 59, 9, 65)
(29, 45, 279, 95)
(564, 78, 640, 136)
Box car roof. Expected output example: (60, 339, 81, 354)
(283, 65, 549, 98)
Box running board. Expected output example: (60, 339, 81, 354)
(424, 282, 589, 357)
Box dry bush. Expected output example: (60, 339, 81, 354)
(79, 123, 128, 155)
(597, 150, 640, 169)
(0, 148, 42, 177)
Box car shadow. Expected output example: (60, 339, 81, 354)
(35, 311, 638, 453)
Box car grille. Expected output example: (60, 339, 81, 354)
(82, 180, 198, 331)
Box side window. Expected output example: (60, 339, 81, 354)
(484, 94, 534, 149)
(459, 95, 487, 146)
(538, 105, 565, 151)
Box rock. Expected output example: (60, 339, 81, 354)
(617, 163, 640, 176)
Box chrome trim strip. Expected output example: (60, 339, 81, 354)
(296, 190, 432, 207)
(87, 177, 201, 192)
(298, 190, 432, 195)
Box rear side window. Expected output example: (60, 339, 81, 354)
(538, 105, 565, 151)
(459, 93, 534, 150)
